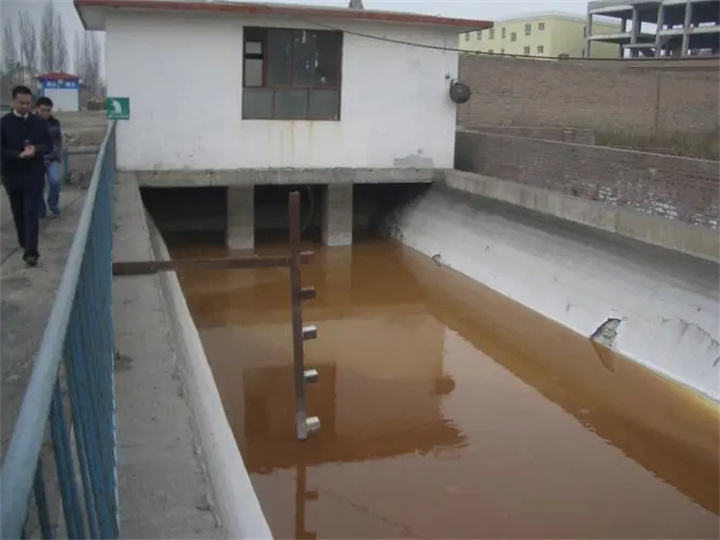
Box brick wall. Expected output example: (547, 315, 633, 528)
(457, 55, 720, 136)
(455, 130, 720, 229)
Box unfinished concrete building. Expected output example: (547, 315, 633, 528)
(586, 0, 720, 58)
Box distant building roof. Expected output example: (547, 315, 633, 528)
(36, 72, 81, 81)
(484, 10, 618, 26)
(74, 0, 493, 32)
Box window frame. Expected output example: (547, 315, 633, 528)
(537, 45, 544, 54)
(538, 22, 545, 31)
(242, 27, 344, 121)
(523, 45, 530, 55)
(510, 32, 517, 42)
(524, 23, 532, 35)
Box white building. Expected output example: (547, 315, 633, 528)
(36, 72, 81, 112)
(74, 0, 489, 247)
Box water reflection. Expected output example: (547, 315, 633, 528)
(171, 238, 719, 539)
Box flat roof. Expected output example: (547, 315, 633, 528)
(36, 71, 80, 81)
(471, 9, 618, 26)
(74, 0, 493, 32)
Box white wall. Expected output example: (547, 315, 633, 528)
(105, 11, 459, 171)
(44, 88, 79, 112)
(392, 187, 720, 402)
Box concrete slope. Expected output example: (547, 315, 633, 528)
(391, 186, 719, 401)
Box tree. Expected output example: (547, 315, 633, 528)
(74, 30, 101, 95)
(73, 31, 83, 79)
(18, 10, 37, 81)
(41, 2, 69, 73)
(2, 20, 20, 84)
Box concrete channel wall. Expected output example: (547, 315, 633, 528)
(455, 130, 720, 261)
(147, 216, 273, 539)
(389, 184, 720, 402)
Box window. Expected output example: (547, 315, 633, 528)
(583, 25, 587, 37)
(501, 48, 505, 54)
(524, 23, 532, 35)
(537, 45, 544, 54)
(510, 32, 517, 42)
(489, 29, 495, 39)
(538, 22, 545, 31)
(582, 48, 586, 58)
(501, 27, 506, 38)
(523, 46, 530, 55)
(465, 33, 470, 42)
(476, 30, 482, 39)
(242, 27, 343, 120)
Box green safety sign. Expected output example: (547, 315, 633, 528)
(106, 97, 130, 120)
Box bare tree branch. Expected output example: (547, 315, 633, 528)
(18, 10, 38, 80)
(83, 32, 101, 95)
(41, 2, 69, 73)
(73, 31, 84, 78)
(3, 19, 19, 83)
(41, 2, 55, 72)
(54, 13, 68, 72)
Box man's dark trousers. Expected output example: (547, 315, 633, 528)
(5, 185, 41, 257)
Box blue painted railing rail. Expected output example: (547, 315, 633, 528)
(0, 122, 119, 539)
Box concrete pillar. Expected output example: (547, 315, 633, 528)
(226, 186, 254, 251)
(655, 4, 665, 56)
(322, 184, 353, 247)
(585, 13, 593, 58)
(630, 7, 640, 58)
(681, 1, 693, 56)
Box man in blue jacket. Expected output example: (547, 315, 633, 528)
(1, 86, 53, 267)
(35, 96, 63, 217)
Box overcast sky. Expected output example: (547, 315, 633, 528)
(2, 0, 589, 73)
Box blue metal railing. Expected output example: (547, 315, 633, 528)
(1, 122, 119, 539)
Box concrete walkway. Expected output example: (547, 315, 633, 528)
(1, 150, 99, 459)
(0, 150, 100, 537)
(1, 110, 222, 537)
(113, 175, 223, 538)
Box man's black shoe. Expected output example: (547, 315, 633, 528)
(23, 255, 38, 267)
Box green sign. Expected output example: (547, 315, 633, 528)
(106, 97, 130, 120)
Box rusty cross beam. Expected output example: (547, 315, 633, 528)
(112, 252, 313, 276)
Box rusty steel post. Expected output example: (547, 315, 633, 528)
(288, 191, 320, 441)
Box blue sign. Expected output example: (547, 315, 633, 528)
(42, 79, 79, 90)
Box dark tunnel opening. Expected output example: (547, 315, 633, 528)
(141, 182, 431, 250)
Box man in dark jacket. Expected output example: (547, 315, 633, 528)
(35, 96, 63, 217)
(1, 86, 53, 267)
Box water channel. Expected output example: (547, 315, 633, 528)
(168, 234, 719, 539)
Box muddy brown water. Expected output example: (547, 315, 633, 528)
(168, 236, 719, 539)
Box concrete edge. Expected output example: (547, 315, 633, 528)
(125, 168, 444, 187)
(146, 217, 273, 540)
(443, 170, 720, 263)
(456, 128, 720, 165)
